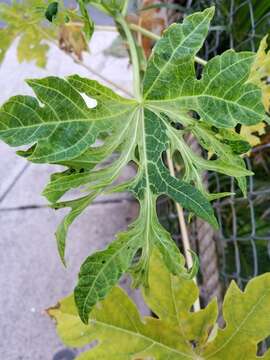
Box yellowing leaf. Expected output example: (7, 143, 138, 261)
(49, 250, 270, 359)
(204, 274, 270, 359)
(240, 122, 266, 147)
(241, 35, 270, 149)
(249, 35, 270, 113)
(0, 0, 56, 67)
(144, 250, 218, 347)
(0, 0, 87, 67)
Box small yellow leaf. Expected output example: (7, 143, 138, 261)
(240, 122, 266, 147)
(249, 35, 270, 113)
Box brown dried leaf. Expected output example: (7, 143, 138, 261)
(59, 22, 88, 60)
(140, 0, 166, 57)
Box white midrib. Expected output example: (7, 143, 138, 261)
(102, 110, 141, 184)
(139, 107, 152, 257)
(1, 106, 133, 130)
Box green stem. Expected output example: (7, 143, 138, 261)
(129, 23, 160, 41)
(116, 16, 142, 100)
(121, 0, 129, 16)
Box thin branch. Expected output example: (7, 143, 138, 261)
(116, 16, 142, 100)
(95, 25, 118, 32)
(166, 150, 201, 312)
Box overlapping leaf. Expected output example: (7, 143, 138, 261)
(239, 34, 270, 149)
(0, 0, 88, 67)
(249, 34, 270, 115)
(48, 250, 270, 359)
(0, 7, 265, 323)
(0, 0, 56, 67)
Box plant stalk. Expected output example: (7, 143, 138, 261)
(116, 16, 142, 100)
(166, 150, 201, 312)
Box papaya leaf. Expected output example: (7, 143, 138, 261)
(0, 7, 265, 323)
(203, 275, 270, 358)
(53, 192, 99, 265)
(0, 28, 14, 64)
(48, 250, 270, 359)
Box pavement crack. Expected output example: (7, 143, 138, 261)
(0, 162, 30, 203)
(0, 197, 135, 212)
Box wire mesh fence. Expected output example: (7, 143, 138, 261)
(156, 0, 270, 295)
(212, 147, 270, 289)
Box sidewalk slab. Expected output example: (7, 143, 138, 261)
(0, 162, 136, 208)
(0, 201, 145, 359)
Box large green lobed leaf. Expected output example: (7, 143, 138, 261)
(0, 7, 265, 323)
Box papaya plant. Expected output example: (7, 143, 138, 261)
(0, 1, 269, 328)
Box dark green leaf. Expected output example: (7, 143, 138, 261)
(45, 1, 58, 22)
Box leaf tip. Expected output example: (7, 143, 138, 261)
(25, 78, 38, 90)
(55, 231, 67, 267)
(206, 5, 215, 18)
(45, 302, 61, 320)
(74, 288, 90, 325)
